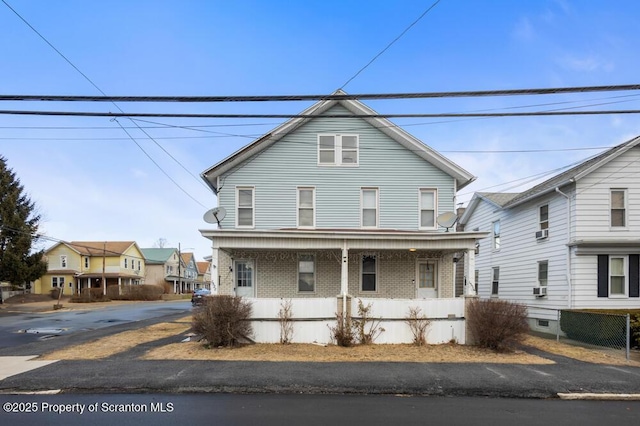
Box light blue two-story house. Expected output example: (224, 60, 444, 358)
(199, 91, 487, 304)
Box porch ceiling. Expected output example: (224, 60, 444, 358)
(200, 229, 488, 251)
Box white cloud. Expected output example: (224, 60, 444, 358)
(559, 54, 615, 73)
(513, 17, 535, 41)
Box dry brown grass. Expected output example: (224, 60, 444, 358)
(522, 335, 640, 366)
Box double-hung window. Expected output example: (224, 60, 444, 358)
(52, 277, 65, 288)
(237, 187, 255, 228)
(84, 257, 90, 269)
(538, 261, 548, 287)
(318, 134, 359, 166)
(361, 255, 377, 292)
(60, 255, 67, 268)
(419, 189, 436, 229)
(298, 254, 315, 292)
(361, 188, 378, 228)
(124, 258, 128, 269)
(610, 256, 627, 296)
(611, 189, 626, 227)
(492, 221, 501, 250)
(297, 187, 315, 228)
(491, 267, 499, 296)
(539, 205, 549, 230)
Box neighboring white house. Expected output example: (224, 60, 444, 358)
(198, 91, 488, 344)
(459, 136, 640, 333)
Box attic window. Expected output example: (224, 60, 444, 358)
(318, 134, 358, 166)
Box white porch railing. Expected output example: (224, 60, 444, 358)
(246, 297, 466, 345)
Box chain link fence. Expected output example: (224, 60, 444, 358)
(558, 310, 631, 360)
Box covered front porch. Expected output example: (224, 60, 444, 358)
(201, 229, 486, 300)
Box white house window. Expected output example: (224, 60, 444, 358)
(297, 187, 315, 228)
(492, 221, 501, 250)
(318, 134, 359, 166)
(60, 255, 67, 268)
(361, 188, 378, 228)
(610, 256, 627, 296)
(491, 267, 499, 296)
(539, 205, 549, 230)
(124, 258, 128, 269)
(538, 261, 548, 287)
(137, 260, 141, 271)
(419, 189, 436, 229)
(611, 189, 626, 227)
(298, 254, 315, 292)
(52, 276, 65, 288)
(237, 187, 255, 227)
(84, 257, 90, 269)
(361, 255, 377, 292)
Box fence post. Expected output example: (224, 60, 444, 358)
(627, 314, 631, 361)
(556, 310, 560, 342)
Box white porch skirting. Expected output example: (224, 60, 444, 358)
(246, 297, 466, 345)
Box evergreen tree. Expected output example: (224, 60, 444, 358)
(0, 156, 47, 291)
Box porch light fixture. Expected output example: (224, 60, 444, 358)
(409, 248, 417, 252)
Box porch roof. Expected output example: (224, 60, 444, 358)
(200, 229, 488, 251)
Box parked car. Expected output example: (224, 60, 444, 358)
(191, 288, 211, 306)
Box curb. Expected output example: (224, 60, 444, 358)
(558, 393, 640, 401)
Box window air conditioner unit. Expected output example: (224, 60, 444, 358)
(533, 286, 547, 297)
(535, 229, 549, 240)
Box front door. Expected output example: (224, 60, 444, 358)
(416, 260, 438, 298)
(235, 260, 255, 297)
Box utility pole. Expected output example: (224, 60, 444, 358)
(102, 241, 106, 296)
(178, 243, 182, 294)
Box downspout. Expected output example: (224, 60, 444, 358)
(555, 187, 572, 309)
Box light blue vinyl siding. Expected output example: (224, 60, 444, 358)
(218, 105, 455, 231)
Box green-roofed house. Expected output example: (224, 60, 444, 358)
(141, 248, 182, 294)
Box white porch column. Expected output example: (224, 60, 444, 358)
(340, 241, 349, 296)
(211, 248, 219, 294)
(464, 248, 476, 296)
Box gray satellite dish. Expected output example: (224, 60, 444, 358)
(436, 211, 458, 232)
(203, 206, 226, 226)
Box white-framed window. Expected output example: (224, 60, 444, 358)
(419, 189, 437, 229)
(361, 188, 378, 228)
(538, 261, 548, 287)
(491, 267, 499, 296)
(361, 254, 377, 292)
(60, 255, 67, 268)
(137, 260, 141, 271)
(236, 187, 255, 228)
(317, 134, 359, 166)
(492, 221, 501, 250)
(298, 254, 315, 293)
(609, 256, 627, 296)
(539, 204, 549, 230)
(84, 257, 90, 269)
(52, 276, 65, 288)
(124, 258, 128, 269)
(297, 187, 315, 228)
(611, 189, 627, 227)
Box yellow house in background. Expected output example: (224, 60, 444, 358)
(35, 241, 145, 295)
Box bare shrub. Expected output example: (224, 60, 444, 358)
(50, 288, 60, 299)
(405, 306, 431, 346)
(192, 295, 253, 348)
(467, 299, 529, 352)
(329, 312, 356, 347)
(71, 288, 110, 303)
(278, 299, 294, 344)
(110, 284, 164, 301)
(353, 300, 385, 344)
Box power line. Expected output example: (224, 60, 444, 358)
(340, 0, 442, 90)
(3, 109, 640, 118)
(4, 84, 640, 103)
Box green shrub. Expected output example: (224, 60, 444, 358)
(192, 295, 253, 348)
(466, 299, 529, 352)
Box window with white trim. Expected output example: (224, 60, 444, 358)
(237, 187, 255, 227)
(318, 134, 359, 166)
(492, 221, 501, 250)
(84, 257, 90, 269)
(610, 256, 627, 296)
(538, 261, 548, 287)
(298, 254, 315, 292)
(60, 255, 67, 268)
(124, 258, 128, 269)
(297, 187, 315, 228)
(419, 189, 436, 229)
(539, 204, 549, 230)
(611, 189, 626, 227)
(491, 267, 499, 296)
(361, 188, 378, 228)
(52, 276, 65, 288)
(361, 254, 377, 292)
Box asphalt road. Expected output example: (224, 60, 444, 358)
(1, 394, 639, 426)
(0, 300, 191, 349)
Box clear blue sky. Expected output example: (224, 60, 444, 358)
(1, 0, 640, 259)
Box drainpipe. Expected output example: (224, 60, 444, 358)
(555, 187, 572, 309)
